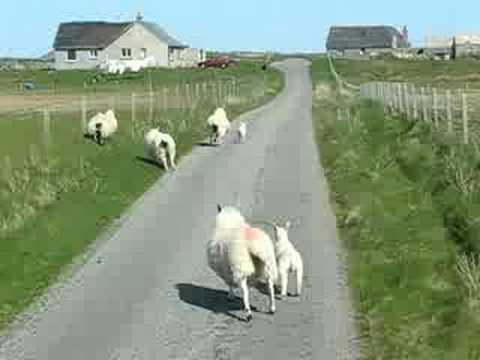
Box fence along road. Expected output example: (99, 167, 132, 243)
(0, 59, 358, 360)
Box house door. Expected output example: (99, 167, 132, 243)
(141, 48, 147, 59)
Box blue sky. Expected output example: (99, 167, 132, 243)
(1, 0, 479, 57)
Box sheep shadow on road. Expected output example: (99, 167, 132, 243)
(195, 141, 218, 147)
(175, 283, 259, 322)
(135, 156, 162, 168)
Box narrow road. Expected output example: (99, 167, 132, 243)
(0, 59, 358, 360)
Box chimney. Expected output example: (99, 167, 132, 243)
(136, 12, 144, 22)
(402, 25, 409, 41)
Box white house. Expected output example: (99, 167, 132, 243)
(52, 13, 206, 70)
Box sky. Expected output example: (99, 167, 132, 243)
(1, 0, 480, 57)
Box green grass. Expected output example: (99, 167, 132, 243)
(311, 58, 480, 359)
(0, 60, 273, 95)
(333, 58, 480, 89)
(0, 61, 284, 332)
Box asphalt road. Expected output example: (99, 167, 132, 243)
(0, 59, 359, 360)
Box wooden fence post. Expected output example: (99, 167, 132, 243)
(462, 92, 469, 144)
(81, 96, 87, 133)
(403, 83, 410, 118)
(110, 96, 115, 111)
(433, 88, 439, 128)
(446, 90, 453, 133)
(131, 92, 136, 137)
(421, 87, 428, 121)
(148, 91, 154, 123)
(412, 85, 418, 120)
(163, 87, 168, 109)
(397, 83, 403, 113)
(43, 109, 51, 149)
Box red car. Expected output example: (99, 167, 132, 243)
(198, 56, 236, 69)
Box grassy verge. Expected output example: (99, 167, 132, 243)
(311, 58, 480, 358)
(0, 61, 284, 332)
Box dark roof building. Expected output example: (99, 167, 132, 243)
(326, 25, 410, 51)
(53, 19, 187, 51)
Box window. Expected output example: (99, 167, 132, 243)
(67, 49, 77, 61)
(168, 48, 174, 61)
(121, 48, 132, 58)
(89, 50, 98, 59)
(140, 48, 147, 59)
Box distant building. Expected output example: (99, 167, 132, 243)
(52, 13, 205, 70)
(326, 25, 410, 57)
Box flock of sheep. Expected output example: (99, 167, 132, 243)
(85, 106, 303, 322)
(84, 105, 245, 170)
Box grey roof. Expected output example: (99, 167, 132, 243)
(140, 21, 187, 48)
(53, 22, 132, 49)
(53, 20, 187, 50)
(326, 26, 409, 50)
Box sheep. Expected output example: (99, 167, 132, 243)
(249, 219, 303, 299)
(207, 205, 278, 321)
(272, 221, 304, 298)
(86, 109, 118, 145)
(144, 128, 177, 171)
(237, 121, 247, 144)
(206, 107, 231, 145)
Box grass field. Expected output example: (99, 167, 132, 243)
(333, 58, 480, 89)
(0, 60, 284, 332)
(312, 58, 480, 359)
(0, 60, 265, 96)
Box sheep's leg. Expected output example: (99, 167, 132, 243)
(239, 278, 252, 322)
(169, 149, 176, 170)
(294, 262, 303, 297)
(279, 268, 288, 298)
(160, 153, 168, 171)
(227, 286, 236, 302)
(267, 278, 276, 314)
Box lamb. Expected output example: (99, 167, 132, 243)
(272, 221, 303, 298)
(86, 109, 118, 145)
(249, 219, 304, 298)
(206, 107, 231, 144)
(144, 128, 177, 171)
(237, 121, 247, 144)
(207, 205, 278, 321)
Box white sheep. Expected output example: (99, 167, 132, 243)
(86, 109, 118, 145)
(207, 205, 278, 321)
(272, 221, 303, 298)
(206, 107, 231, 144)
(237, 121, 247, 143)
(144, 128, 177, 171)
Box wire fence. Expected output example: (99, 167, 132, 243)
(359, 81, 480, 145)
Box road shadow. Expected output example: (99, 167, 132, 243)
(195, 141, 218, 147)
(83, 133, 105, 146)
(135, 156, 161, 168)
(175, 283, 258, 322)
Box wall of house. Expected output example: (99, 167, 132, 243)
(54, 50, 102, 70)
(104, 22, 169, 67)
(169, 48, 205, 68)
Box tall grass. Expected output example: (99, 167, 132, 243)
(311, 58, 480, 359)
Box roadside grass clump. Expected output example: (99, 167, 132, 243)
(310, 58, 480, 359)
(0, 63, 283, 332)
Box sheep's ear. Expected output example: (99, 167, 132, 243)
(285, 221, 291, 229)
(217, 204, 222, 213)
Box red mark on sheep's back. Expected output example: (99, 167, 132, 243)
(244, 226, 261, 241)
